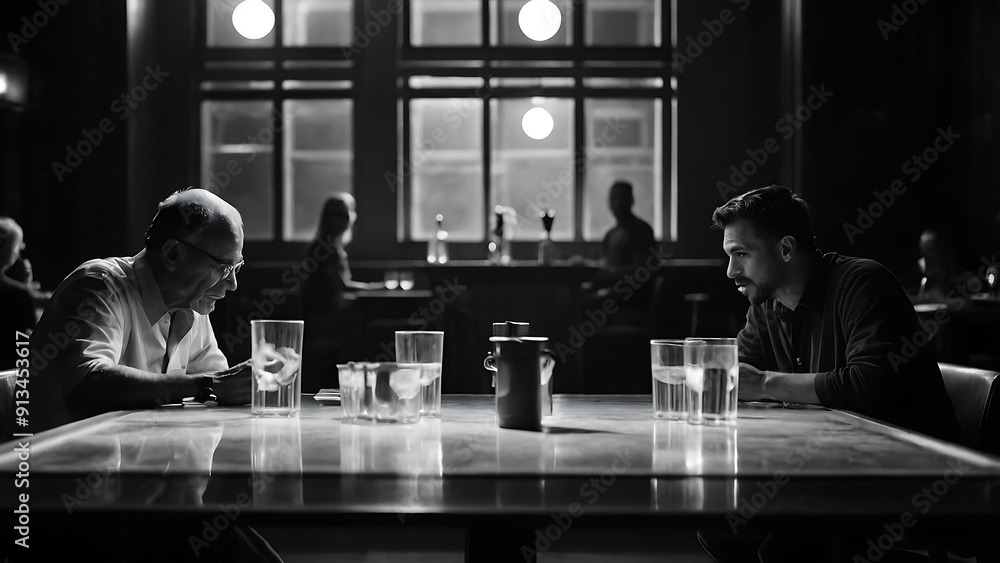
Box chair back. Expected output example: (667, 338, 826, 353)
(938, 363, 1000, 454)
(0, 369, 18, 444)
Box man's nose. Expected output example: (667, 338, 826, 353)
(726, 256, 740, 279)
(223, 270, 238, 291)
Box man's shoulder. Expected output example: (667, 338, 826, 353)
(54, 257, 135, 299)
(822, 253, 907, 304)
(825, 253, 897, 284)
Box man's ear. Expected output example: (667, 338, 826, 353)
(779, 235, 797, 262)
(160, 239, 181, 272)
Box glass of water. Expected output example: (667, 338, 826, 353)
(251, 320, 304, 417)
(650, 339, 687, 420)
(686, 337, 738, 425)
(368, 362, 423, 423)
(395, 331, 444, 417)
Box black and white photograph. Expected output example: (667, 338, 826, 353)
(1, 0, 999, 561)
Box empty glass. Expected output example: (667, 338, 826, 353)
(650, 339, 687, 420)
(252, 320, 304, 417)
(395, 331, 444, 417)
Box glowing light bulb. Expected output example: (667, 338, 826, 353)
(521, 107, 554, 140)
(0, 72, 7, 96)
(518, 0, 562, 42)
(232, 0, 275, 40)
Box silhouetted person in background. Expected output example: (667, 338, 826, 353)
(594, 181, 657, 325)
(0, 217, 43, 368)
(300, 193, 381, 391)
(602, 180, 656, 275)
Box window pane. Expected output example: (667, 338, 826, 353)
(409, 99, 484, 241)
(493, 0, 573, 46)
(411, 0, 482, 46)
(207, 0, 276, 48)
(491, 98, 574, 241)
(583, 99, 662, 241)
(585, 0, 660, 46)
(283, 0, 353, 46)
(201, 101, 275, 240)
(283, 100, 353, 241)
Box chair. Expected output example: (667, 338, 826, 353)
(0, 369, 18, 444)
(913, 363, 1000, 562)
(938, 362, 1000, 454)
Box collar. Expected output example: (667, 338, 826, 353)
(772, 252, 829, 321)
(132, 249, 169, 327)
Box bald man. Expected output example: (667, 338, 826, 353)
(31, 188, 251, 432)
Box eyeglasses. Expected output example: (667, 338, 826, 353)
(172, 237, 244, 278)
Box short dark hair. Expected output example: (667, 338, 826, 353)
(712, 185, 819, 254)
(144, 188, 215, 250)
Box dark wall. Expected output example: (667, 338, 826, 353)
(800, 0, 1000, 281)
(125, 0, 198, 246)
(0, 0, 129, 285)
(675, 0, 788, 258)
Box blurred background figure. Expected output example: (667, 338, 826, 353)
(0, 217, 49, 367)
(914, 229, 975, 303)
(592, 181, 657, 326)
(300, 193, 382, 392)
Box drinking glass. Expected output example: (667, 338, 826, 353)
(686, 337, 738, 425)
(396, 331, 444, 417)
(399, 271, 415, 291)
(368, 362, 423, 423)
(650, 339, 687, 420)
(384, 270, 399, 290)
(251, 320, 304, 417)
(684, 340, 705, 424)
(338, 362, 368, 421)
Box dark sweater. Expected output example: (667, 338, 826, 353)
(738, 252, 961, 443)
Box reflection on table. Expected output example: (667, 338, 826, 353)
(7, 395, 1000, 520)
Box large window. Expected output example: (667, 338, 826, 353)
(401, 0, 670, 243)
(197, 0, 672, 246)
(199, 0, 354, 242)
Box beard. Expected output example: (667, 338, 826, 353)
(738, 278, 778, 306)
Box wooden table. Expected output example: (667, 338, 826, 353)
(5, 395, 1000, 560)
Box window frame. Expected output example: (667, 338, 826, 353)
(399, 0, 673, 244)
(193, 0, 358, 247)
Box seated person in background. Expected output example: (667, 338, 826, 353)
(699, 185, 961, 562)
(913, 228, 975, 303)
(593, 181, 657, 325)
(1, 217, 39, 367)
(31, 188, 251, 432)
(300, 193, 381, 391)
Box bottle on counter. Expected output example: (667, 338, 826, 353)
(489, 208, 504, 265)
(537, 209, 556, 265)
(434, 214, 449, 264)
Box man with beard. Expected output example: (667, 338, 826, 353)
(698, 184, 960, 563)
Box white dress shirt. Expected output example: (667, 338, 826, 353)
(32, 249, 228, 431)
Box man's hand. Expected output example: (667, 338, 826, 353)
(211, 359, 252, 405)
(738, 362, 772, 401)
